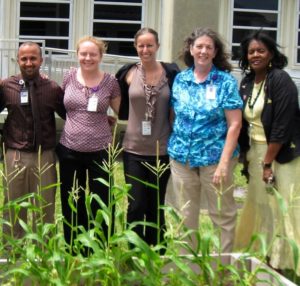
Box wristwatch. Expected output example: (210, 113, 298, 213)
(262, 162, 272, 169)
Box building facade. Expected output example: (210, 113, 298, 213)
(0, 0, 300, 148)
(0, 0, 300, 78)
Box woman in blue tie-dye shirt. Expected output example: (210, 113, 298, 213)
(167, 27, 243, 253)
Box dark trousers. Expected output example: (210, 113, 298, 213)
(123, 151, 170, 246)
(56, 143, 111, 249)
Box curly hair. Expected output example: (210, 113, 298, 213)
(239, 30, 288, 75)
(180, 27, 232, 72)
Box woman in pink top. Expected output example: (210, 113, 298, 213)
(56, 36, 120, 252)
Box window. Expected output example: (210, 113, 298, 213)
(18, 0, 72, 49)
(231, 0, 280, 60)
(93, 0, 143, 56)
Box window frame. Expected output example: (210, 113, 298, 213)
(91, 0, 145, 56)
(230, 0, 281, 62)
(17, 0, 73, 50)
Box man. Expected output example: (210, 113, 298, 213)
(0, 42, 65, 239)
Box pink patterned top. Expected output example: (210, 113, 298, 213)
(59, 68, 120, 152)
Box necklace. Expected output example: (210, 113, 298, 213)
(143, 64, 162, 86)
(247, 79, 265, 109)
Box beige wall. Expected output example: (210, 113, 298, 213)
(170, 0, 220, 67)
(72, 0, 91, 48)
(1, 0, 18, 39)
(1, 0, 299, 73)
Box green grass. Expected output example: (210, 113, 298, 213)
(233, 163, 248, 190)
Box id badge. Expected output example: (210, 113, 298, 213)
(206, 85, 216, 100)
(142, 120, 151, 136)
(87, 94, 98, 112)
(20, 88, 29, 105)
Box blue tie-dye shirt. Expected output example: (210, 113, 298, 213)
(167, 65, 243, 167)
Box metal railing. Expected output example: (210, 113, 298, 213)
(0, 39, 138, 84)
(1, 39, 300, 105)
(43, 47, 138, 84)
(0, 40, 138, 133)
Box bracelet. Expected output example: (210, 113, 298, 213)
(262, 162, 272, 170)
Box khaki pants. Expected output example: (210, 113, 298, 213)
(270, 156, 300, 274)
(2, 149, 57, 239)
(169, 158, 237, 253)
(235, 142, 300, 274)
(234, 143, 274, 250)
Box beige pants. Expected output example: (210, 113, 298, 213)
(2, 149, 57, 239)
(270, 156, 300, 274)
(235, 142, 300, 274)
(169, 158, 238, 253)
(234, 143, 275, 250)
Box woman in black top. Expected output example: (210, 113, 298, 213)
(235, 30, 300, 275)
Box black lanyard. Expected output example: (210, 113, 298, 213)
(247, 79, 265, 109)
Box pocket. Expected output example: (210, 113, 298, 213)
(170, 159, 186, 175)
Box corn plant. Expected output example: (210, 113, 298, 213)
(0, 133, 299, 285)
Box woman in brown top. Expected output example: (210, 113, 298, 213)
(116, 27, 179, 249)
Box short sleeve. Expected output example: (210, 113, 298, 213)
(222, 74, 243, 110)
(170, 73, 181, 108)
(62, 68, 76, 91)
(110, 76, 121, 99)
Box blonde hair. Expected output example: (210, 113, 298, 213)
(76, 36, 107, 56)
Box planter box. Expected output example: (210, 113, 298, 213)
(225, 253, 297, 285)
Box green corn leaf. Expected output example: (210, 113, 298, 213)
(126, 174, 158, 190)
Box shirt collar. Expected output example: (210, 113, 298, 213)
(185, 65, 218, 84)
(206, 65, 218, 83)
(18, 74, 42, 87)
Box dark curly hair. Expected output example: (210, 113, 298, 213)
(180, 27, 232, 72)
(239, 29, 288, 75)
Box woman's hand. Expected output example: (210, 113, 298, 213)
(262, 142, 282, 182)
(40, 72, 49, 79)
(107, 115, 117, 126)
(262, 167, 273, 183)
(213, 162, 229, 185)
(213, 109, 242, 185)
